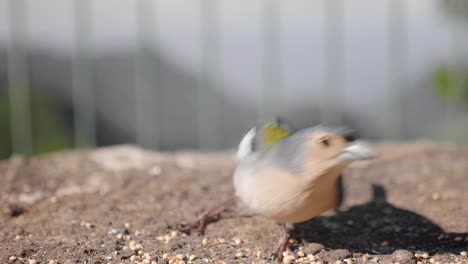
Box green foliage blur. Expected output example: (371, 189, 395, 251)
(0, 89, 72, 159)
(434, 66, 468, 105)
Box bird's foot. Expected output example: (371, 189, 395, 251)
(177, 195, 237, 236)
(178, 212, 220, 235)
(273, 224, 294, 260)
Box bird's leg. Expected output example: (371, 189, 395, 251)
(178, 195, 237, 235)
(273, 224, 294, 259)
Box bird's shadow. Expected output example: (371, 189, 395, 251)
(293, 185, 467, 254)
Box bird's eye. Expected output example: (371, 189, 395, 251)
(319, 137, 330, 147)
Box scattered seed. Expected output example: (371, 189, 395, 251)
(234, 238, 242, 245)
(454, 236, 463, 242)
(48, 260, 57, 264)
(189, 255, 196, 261)
(421, 253, 429, 259)
(116, 233, 123, 239)
(255, 251, 262, 258)
(9, 256, 17, 261)
(138, 250, 144, 255)
(437, 234, 444, 240)
(381, 241, 389, 247)
(124, 223, 131, 229)
(461, 251, 467, 257)
(235, 252, 244, 258)
(202, 238, 208, 246)
(28, 260, 38, 264)
(178, 261, 185, 264)
(335, 260, 343, 264)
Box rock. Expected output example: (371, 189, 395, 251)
(317, 249, 350, 262)
(392, 249, 415, 264)
(303, 243, 325, 255)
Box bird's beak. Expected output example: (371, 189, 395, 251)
(338, 141, 375, 161)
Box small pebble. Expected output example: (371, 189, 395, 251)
(461, 251, 467, 257)
(116, 233, 123, 239)
(422, 253, 429, 259)
(414, 253, 421, 258)
(28, 260, 38, 264)
(124, 222, 131, 229)
(178, 261, 185, 264)
(432, 192, 440, 200)
(381, 241, 389, 247)
(234, 238, 242, 245)
(429, 258, 436, 263)
(189, 255, 196, 261)
(176, 254, 185, 260)
(48, 260, 57, 264)
(297, 251, 305, 257)
(235, 252, 244, 258)
(9, 256, 17, 261)
(202, 238, 208, 246)
(162, 253, 168, 259)
(335, 260, 343, 264)
(454, 236, 463, 242)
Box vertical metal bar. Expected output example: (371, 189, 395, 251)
(6, 0, 32, 156)
(72, 0, 96, 147)
(386, 0, 407, 140)
(260, 0, 282, 122)
(198, 0, 221, 150)
(321, 0, 344, 124)
(135, 0, 159, 149)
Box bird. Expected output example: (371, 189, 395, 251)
(179, 120, 374, 258)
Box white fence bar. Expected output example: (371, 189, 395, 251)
(135, 0, 159, 150)
(260, 0, 282, 122)
(72, 0, 96, 147)
(386, 0, 407, 140)
(198, 0, 222, 150)
(6, 0, 32, 156)
(321, 0, 344, 124)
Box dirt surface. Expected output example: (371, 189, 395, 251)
(0, 144, 467, 264)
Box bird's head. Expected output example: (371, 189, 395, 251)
(301, 125, 375, 170)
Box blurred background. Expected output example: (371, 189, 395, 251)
(0, 0, 468, 159)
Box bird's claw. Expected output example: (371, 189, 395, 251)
(177, 213, 221, 235)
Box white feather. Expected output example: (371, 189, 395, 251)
(236, 127, 256, 161)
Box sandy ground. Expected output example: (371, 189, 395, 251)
(0, 144, 467, 264)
